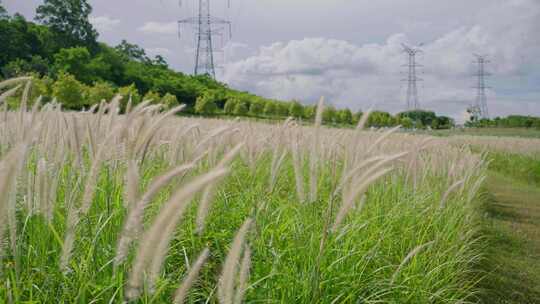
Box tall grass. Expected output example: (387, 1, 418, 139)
(0, 78, 488, 303)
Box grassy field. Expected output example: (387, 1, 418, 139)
(427, 127, 540, 139)
(0, 81, 489, 303)
(4, 78, 540, 303)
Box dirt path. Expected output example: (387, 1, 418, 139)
(481, 172, 540, 303)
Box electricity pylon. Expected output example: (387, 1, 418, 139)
(469, 54, 490, 120)
(402, 43, 423, 111)
(178, 0, 231, 78)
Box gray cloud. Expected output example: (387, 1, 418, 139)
(138, 21, 177, 35)
(89, 15, 120, 32)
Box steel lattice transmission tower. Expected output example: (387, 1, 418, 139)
(401, 43, 423, 111)
(470, 54, 491, 120)
(178, 0, 231, 78)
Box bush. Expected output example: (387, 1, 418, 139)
(289, 101, 304, 118)
(233, 101, 249, 116)
(87, 81, 115, 105)
(249, 100, 264, 116)
(162, 93, 178, 109)
(337, 109, 353, 125)
(401, 117, 413, 129)
(143, 90, 161, 104)
(304, 106, 316, 121)
(224, 97, 238, 114)
(275, 102, 289, 117)
(52, 72, 84, 109)
(195, 94, 217, 115)
(263, 101, 276, 117)
(118, 84, 141, 107)
(323, 106, 337, 124)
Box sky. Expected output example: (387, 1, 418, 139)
(4, 0, 540, 121)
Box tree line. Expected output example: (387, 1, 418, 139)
(467, 115, 540, 129)
(0, 0, 460, 129)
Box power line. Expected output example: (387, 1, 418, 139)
(178, 0, 232, 78)
(401, 43, 423, 111)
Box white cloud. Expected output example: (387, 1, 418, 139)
(90, 15, 120, 32)
(138, 21, 177, 35)
(220, 0, 540, 120)
(146, 47, 172, 57)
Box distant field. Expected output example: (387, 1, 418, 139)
(426, 127, 540, 138)
(0, 93, 486, 303)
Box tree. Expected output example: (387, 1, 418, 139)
(35, 0, 98, 50)
(249, 100, 264, 116)
(33, 75, 54, 103)
(224, 97, 238, 114)
(337, 108, 353, 125)
(368, 111, 394, 128)
(53, 47, 91, 81)
(53, 72, 84, 109)
(323, 106, 337, 124)
(234, 101, 249, 116)
(352, 111, 363, 125)
(87, 81, 115, 105)
(162, 93, 178, 109)
(0, 1, 7, 20)
(195, 93, 217, 115)
(304, 105, 316, 121)
(115, 40, 149, 63)
(152, 55, 168, 68)
(401, 117, 413, 129)
(289, 100, 304, 118)
(398, 110, 436, 128)
(2, 59, 31, 78)
(275, 102, 289, 117)
(263, 101, 276, 117)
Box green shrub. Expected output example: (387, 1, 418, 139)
(87, 81, 115, 105)
(195, 94, 217, 114)
(289, 101, 304, 118)
(162, 93, 178, 109)
(52, 72, 84, 109)
(233, 100, 249, 116)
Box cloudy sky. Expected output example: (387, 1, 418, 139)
(4, 0, 540, 121)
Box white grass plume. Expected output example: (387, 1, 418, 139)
(126, 167, 229, 301)
(391, 241, 434, 284)
(173, 248, 210, 304)
(115, 162, 196, 266)
(233, 246, 252, 304)
(124, 159, 140, 209)
(195, 143, 244, 235)
(0, 145, 27, 261)
(0, 84, 22, 104)
(309, 96, 324, 203)
(218, 218, 253, 304)
(332, 167, 393, 232)
(0, 76, 31, 89)
(290, 133, 305, 203)
(439, 179, 465, 209)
